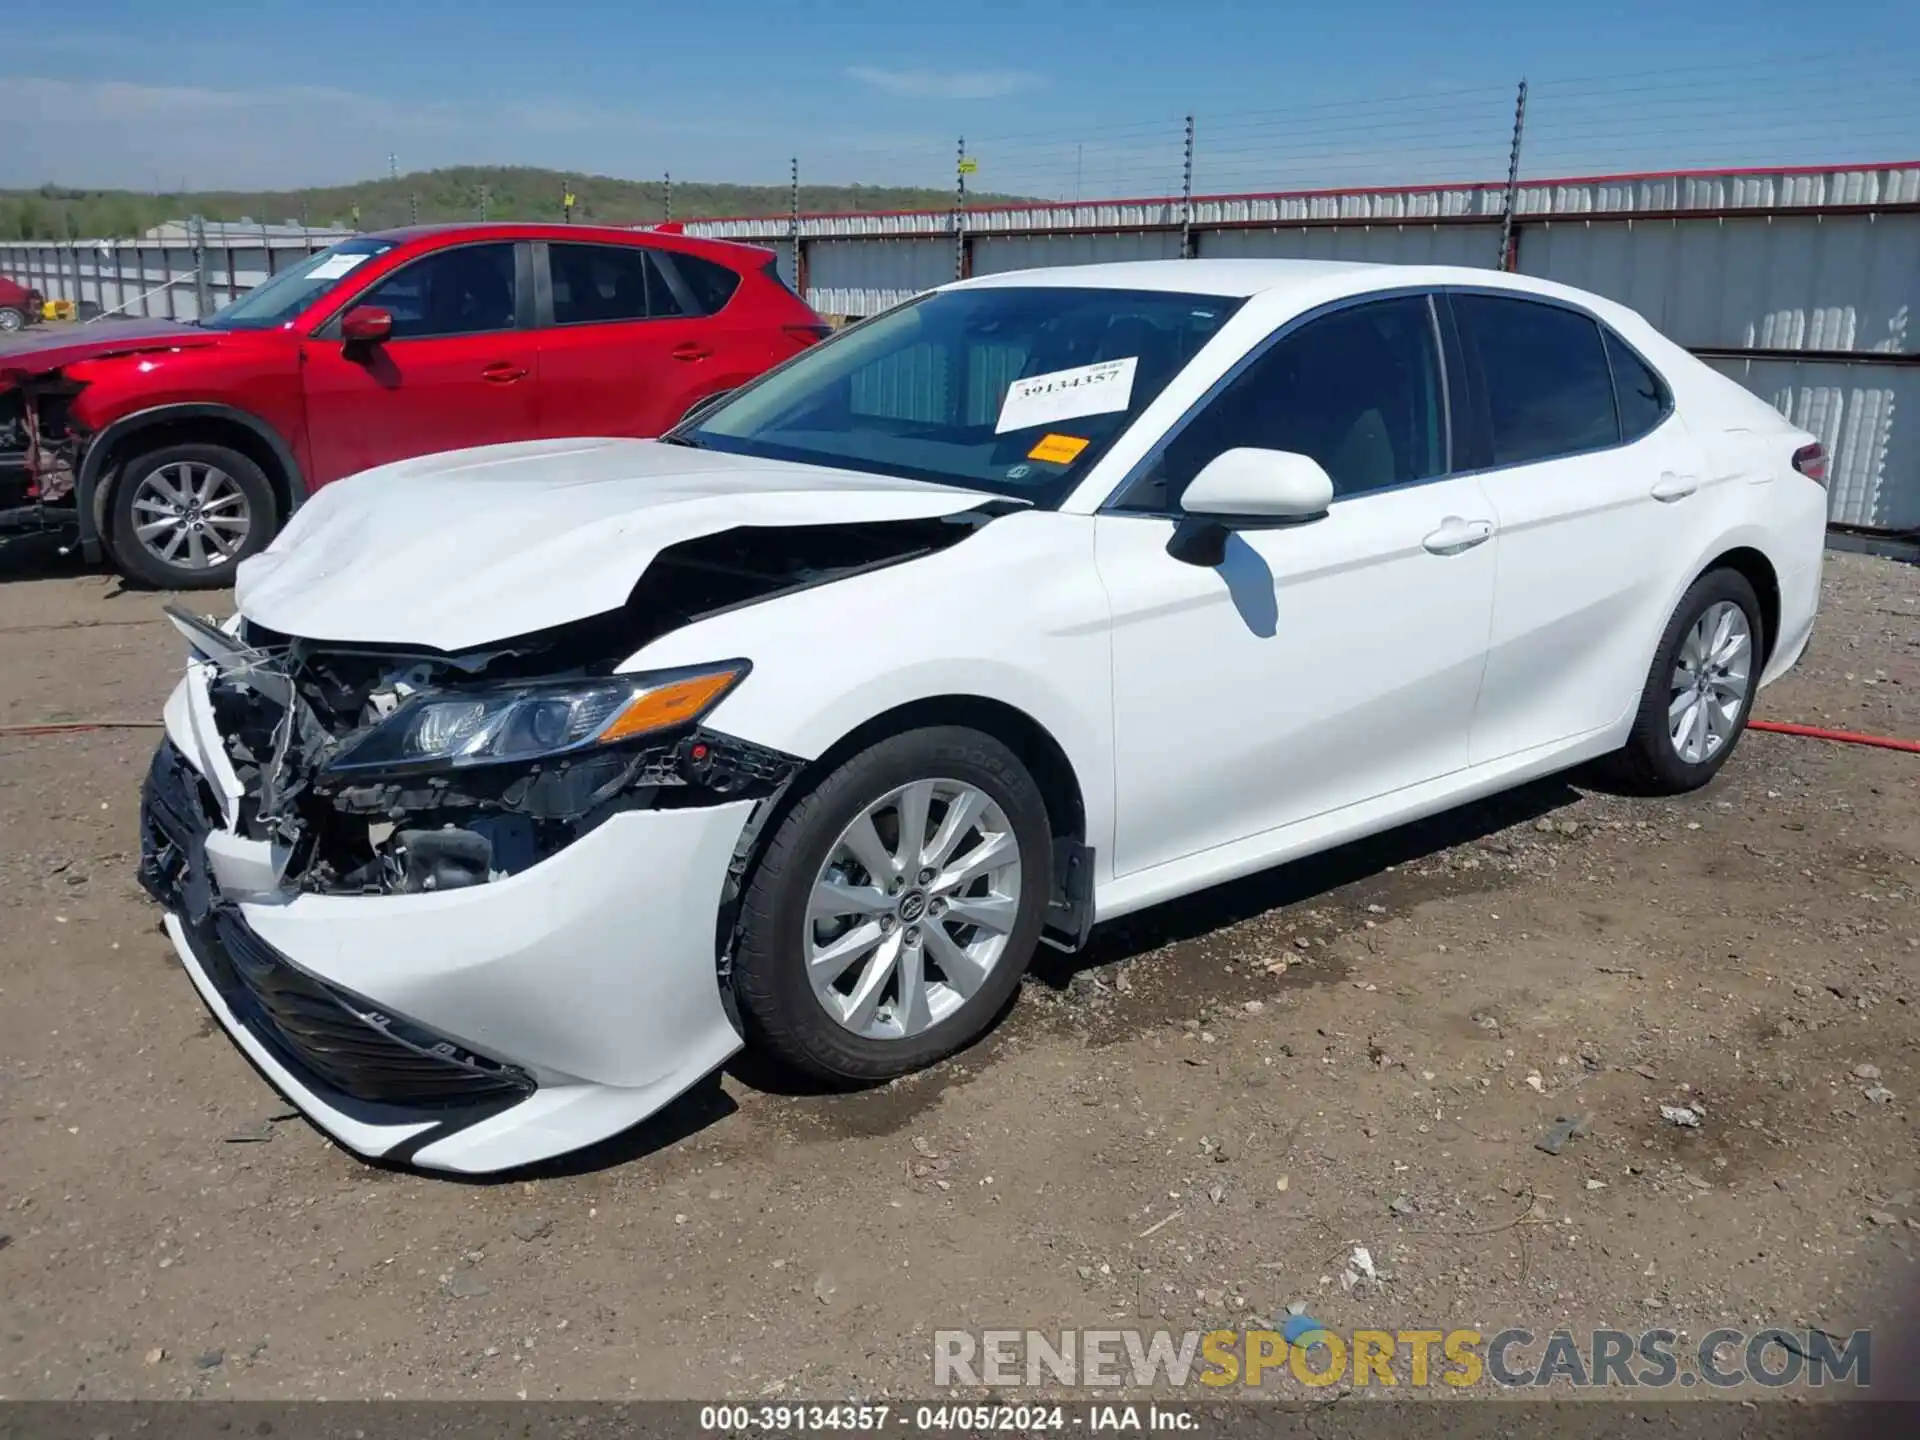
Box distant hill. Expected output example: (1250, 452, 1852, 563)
(0, 166, 1036, 240)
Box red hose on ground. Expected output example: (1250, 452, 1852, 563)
(0, 721, 165, 737)
(1748, 719, 1920, 754)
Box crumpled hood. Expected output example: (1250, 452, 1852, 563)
(0, 318, 222, 385)
(235, 437, 1001, 650)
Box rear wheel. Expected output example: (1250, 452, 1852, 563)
(0, 307, 25, 332)
(107, 442, 278, 589)
(731, 726, 1052, 1083)
(1608, 568, 1763, 794)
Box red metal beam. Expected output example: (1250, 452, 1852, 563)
(683, 159, 1920, 229)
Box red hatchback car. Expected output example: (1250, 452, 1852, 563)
(0, 223, 826, 587)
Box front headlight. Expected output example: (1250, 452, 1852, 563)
(320, 660, 749, 776)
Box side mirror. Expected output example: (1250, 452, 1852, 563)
(1182, 448, 1335, 520)
(1168, 448, 1334, 567)
(340, 305, 393, 345)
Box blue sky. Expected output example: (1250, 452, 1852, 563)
(6, 0, 1918, 197)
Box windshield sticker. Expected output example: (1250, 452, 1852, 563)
(306, 253, 371, 281)
(1028, 433, 1091, 464)
(995, 357, 1137, 434)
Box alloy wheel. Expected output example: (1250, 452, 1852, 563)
(1668, 600, 1752, 765)
(805, 778, 1023, 1041)
(129, 460, 252, 573)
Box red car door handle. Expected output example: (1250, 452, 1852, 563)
(672, 342, 713, 362)
(482, 361, 529, 383)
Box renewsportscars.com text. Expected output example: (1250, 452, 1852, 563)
(933, 1326, 1871, 1390)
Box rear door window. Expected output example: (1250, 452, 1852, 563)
(548, 243, 653, 325)
(1452, 293, 1620, 466)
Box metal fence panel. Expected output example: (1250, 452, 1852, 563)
(1702, 355, 1918, 530)
(805, 238, 949, 316)
(1200, 223, 1501, 266)
(0, 239, 327, 318)
(1520, 213, 1920, 353)
(971, 230, 1182, 275)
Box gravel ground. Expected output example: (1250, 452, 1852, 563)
(0, 539, 1914, 1402)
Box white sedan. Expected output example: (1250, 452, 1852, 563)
(140, 259, 1828, 1172)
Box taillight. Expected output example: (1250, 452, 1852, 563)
(1791, 442, 1828, 487)
(784, 323, 831, 345)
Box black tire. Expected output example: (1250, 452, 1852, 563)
(0, 306, 25, 332)
(1608, 568, 1764, 795)
(107, 442, 279, 590)
(731, 726, 1053, 1084)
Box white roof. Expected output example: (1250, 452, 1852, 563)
(952, 257, 1606, 304)
(954, 258, 1382, 297)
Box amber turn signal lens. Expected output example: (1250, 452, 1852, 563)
(599, 669, 744, 742)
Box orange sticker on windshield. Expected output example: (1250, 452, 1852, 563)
(1028, 433, 1090, 464)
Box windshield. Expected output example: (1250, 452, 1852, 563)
(202, 237, 395, 331)
(682, 286, 1242, 502)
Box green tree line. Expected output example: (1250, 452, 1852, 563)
(0, 167, 1029, 240)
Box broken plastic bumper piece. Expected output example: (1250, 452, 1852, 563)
(140, 742, 536, 1114)
(139, 715, 764, 1173)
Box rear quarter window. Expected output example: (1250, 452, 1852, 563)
(670, 253, 742, 315)
(1605, 329, 1672, 443)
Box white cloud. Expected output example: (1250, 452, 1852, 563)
(845, 66, 1036, 101)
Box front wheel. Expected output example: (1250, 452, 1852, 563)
(1609, 568, 1764, 794)
(107, 442, 279, 589)
(0, 306, 25, 332)
(730, 726, 1053, 1083)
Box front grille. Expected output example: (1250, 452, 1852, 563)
(208, 911, 535, 1110)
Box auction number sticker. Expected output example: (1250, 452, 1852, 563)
(306, 253, 371, 281)
(995, 358, 1137, 434)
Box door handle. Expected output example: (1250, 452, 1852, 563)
(481, 361, 529, 384)
(1650, 472, 1698, 502)
(1421, 517, 1495, 556)
(671, 342, 714, 362)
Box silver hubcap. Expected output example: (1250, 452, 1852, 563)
(130, 461, 251, 572)
(806, 778, 1022, 1041)
(0, 309, 21, 331)
(1669, 600, 1752, 764)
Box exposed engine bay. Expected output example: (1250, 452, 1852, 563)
(0, 378, 81, 524)
(178, 513, 993, 897)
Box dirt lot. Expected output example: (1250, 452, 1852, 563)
(0, 539, 1914, 1402)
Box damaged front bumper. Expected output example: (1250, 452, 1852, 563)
(141, 657, 776, 1173)
(0, 372, 82, 540)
